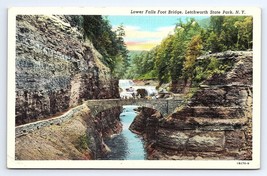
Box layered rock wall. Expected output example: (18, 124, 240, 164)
(15, 15, 119, 125)
(130, 51, 253, 160)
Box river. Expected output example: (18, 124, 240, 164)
(100, 105, 147, 160)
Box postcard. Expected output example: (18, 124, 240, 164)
(7, 7, 261, 169)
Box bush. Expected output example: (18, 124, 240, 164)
(192, 56, 234, 85)
(75, 134, 90, 151)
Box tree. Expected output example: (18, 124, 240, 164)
(82, 16, 128, 74)
(210, 16, 225, 34)
(170, 19, 202, 86)
(183, 34, 203, 83)
(123, 16, 253, 90)
(112, 24, 130, 78)
(206, 16, 252, 52)
(155, 36, 173, 85)
(234, 16, 253, 50)
(169, 29, 185, 85)
(206, 31, 222, 53)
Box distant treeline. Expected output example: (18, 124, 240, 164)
(125, 16, 252, 88)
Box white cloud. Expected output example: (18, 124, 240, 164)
(124, 25, 175, 41)
(113, 25, 175, 50)
(156, 26, 176, 34)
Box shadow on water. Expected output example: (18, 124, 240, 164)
(100, 105, 147, 160)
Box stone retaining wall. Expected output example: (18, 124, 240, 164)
(15, 98, 183, 137)
(15, 105, 84, 137)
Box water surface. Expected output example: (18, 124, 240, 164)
(100, 105, 146, 160)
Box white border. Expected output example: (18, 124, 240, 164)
(7, 7, 261, 169)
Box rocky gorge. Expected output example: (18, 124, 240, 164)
(130, 51, 253, 160)
(15, 14, 253, 161)
(15, 15, 121, 159)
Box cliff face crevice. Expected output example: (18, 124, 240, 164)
(15, 15, 119, 126)
(130, 51, 253, 160)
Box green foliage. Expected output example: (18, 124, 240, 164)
(67, 15, 253, 84)
(193, 57, 234, 85)
(125, 16, 253, 89)
(81, 16, 129, 76)
(125, 50, 157, 80)
(205, 31, 223, 52)
(137, 70, 158, 80)
(234, 17, 253, 49)
(75, 134, 90, 151)
(155, 36, 173, 84)
(210, 16, 225, 34)
(205, 16, 253, 53)
(169, 29, 186, 83)
(197, 17, 211, 29)
(65, 15, 253, 84)
(183, 34, 203, 81)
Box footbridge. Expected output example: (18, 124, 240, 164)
(15, 98, 183, 137)
(85, 98, 183, 117)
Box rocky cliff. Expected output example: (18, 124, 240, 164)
(130, 51, 253, 160)
(15, 15, 119, 125)
(15, 103, 122, 160)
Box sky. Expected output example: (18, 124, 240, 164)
(107, 16, 208, 51)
